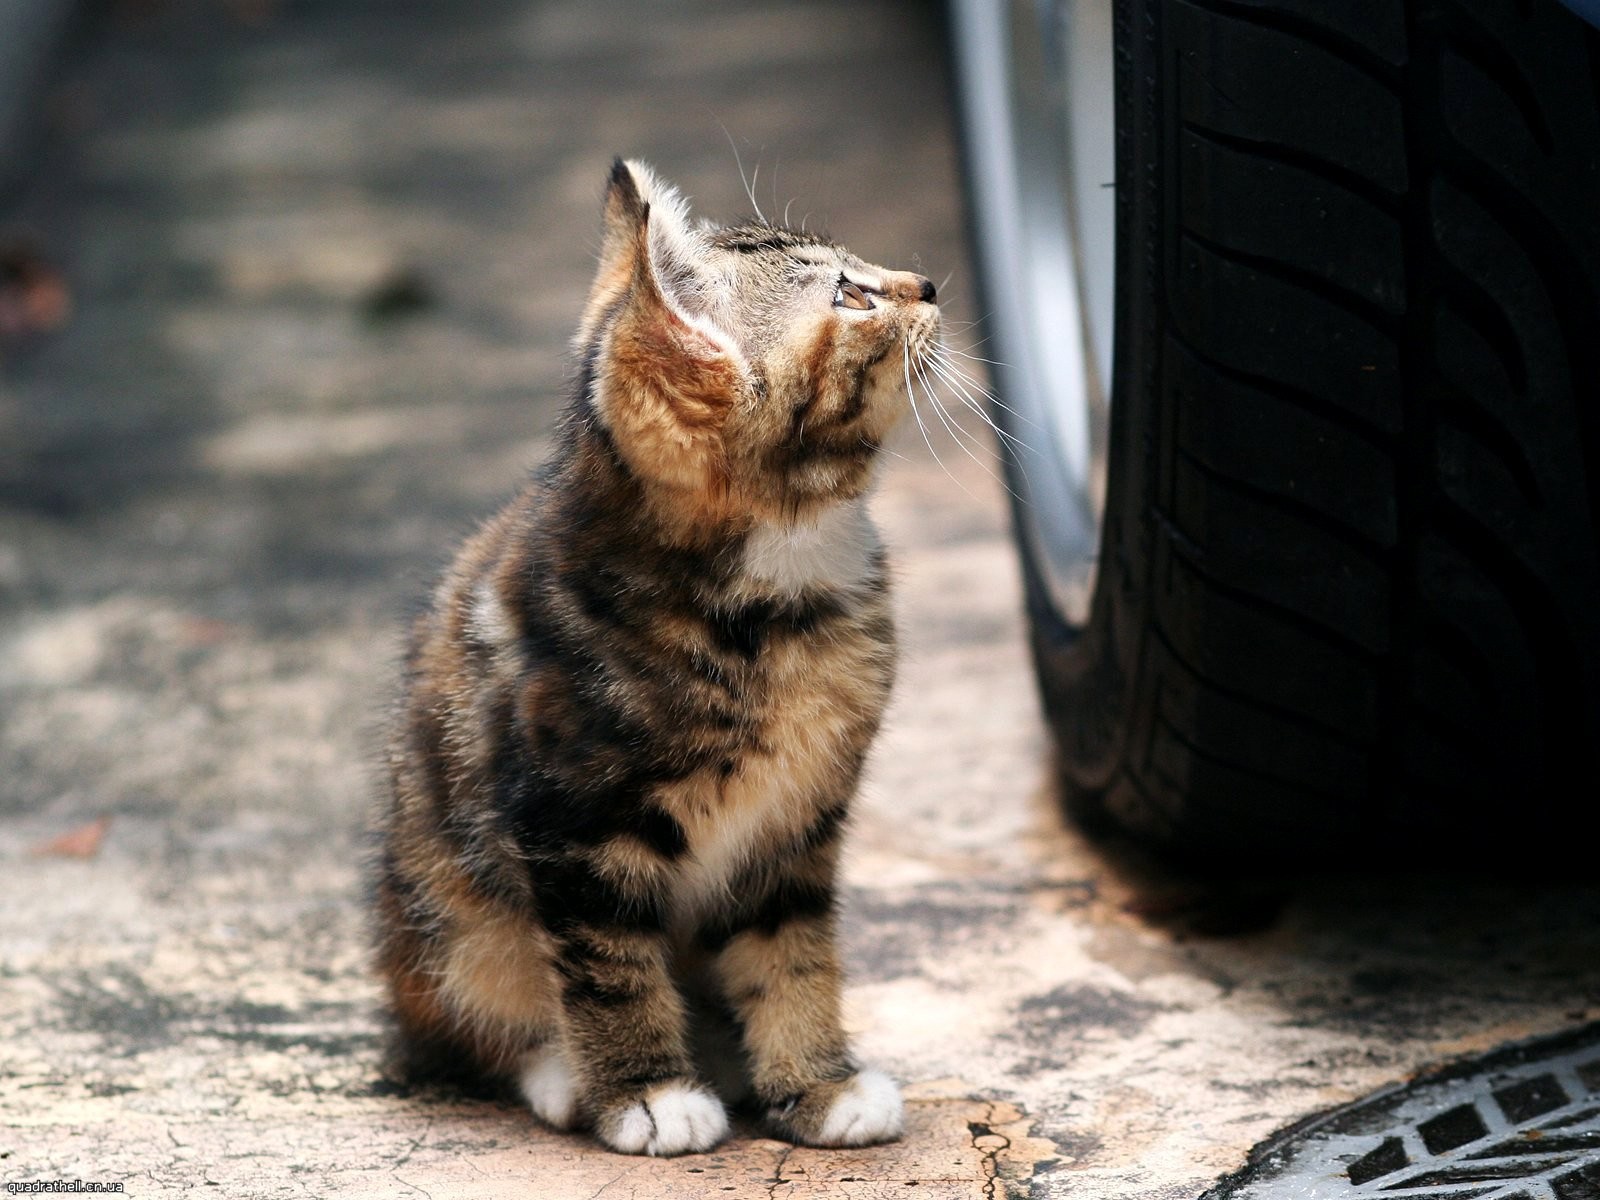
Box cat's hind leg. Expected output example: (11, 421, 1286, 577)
(377, 849, 573, 1102)
(516, 1039, 579, 1130)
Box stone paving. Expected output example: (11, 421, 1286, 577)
(2, 2, 1598, 1197)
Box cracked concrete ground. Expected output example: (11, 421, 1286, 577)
(3, 2, 1599, 1197)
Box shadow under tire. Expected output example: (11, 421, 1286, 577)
(1016, 0, 1600, 863)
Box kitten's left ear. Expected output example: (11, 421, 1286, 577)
(582, 159, 738, 364)
(587, 161, 749, 491)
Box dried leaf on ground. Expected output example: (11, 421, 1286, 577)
(30, 816, 112, 860)
(0, 240, 72, 338)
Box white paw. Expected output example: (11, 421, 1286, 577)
(816, 1069, 904, 1146)
(517, 1043, 578, 1130)
(602, 1081, 729, 1156)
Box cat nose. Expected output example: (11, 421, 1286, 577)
(886, 272, 937, 305)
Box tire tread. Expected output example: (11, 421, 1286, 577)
(1020, 0, 1600, 859)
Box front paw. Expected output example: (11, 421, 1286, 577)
(771, 1068, 905, 1147)
(597, 1080, 730, 1156)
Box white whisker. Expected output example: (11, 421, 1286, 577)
(925, 357, 1033, 463)
(927, 347, 1003, 401)
(915, 357, 1023, 502)
(925, 363, 1010, 429)
(903, 341, 977, 502)
(947, 329, 997, 352)
(721, 123, 766, 224)
(939, 344, 1007, 370)
(921, 356, 1033, 497)
(748, 160, 765, 223)
(928, 347, 1040, 431)
(874, 440, 911, 464)
(916, 359, 985, 456)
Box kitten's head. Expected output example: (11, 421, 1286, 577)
(577, 158, 940, 529)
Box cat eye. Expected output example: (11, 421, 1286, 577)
(833, 279, 874, 311)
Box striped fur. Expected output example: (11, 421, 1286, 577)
(373, 159, 937, 1155)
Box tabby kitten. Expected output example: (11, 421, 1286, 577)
(375, 159, 940, 1156)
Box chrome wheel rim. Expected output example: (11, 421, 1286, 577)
(950, 0, 1116, 629)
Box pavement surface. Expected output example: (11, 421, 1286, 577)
(2, 2, 1599, 1198)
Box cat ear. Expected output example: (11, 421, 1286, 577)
(595, 157, 650, 283)
(605, 160, 712, 319)
(585, 161, 748, 497)
(585, 159, 740, 364)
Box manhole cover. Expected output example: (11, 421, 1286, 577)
(1204, 1023, 1600, 1200)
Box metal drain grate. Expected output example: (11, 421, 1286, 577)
(1204, 1023, 1600, 1200)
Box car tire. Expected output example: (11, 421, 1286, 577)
(971, 0, 1600, 862)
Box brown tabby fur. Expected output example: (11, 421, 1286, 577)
(373, 159, 939, 1155)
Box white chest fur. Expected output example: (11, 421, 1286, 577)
(659, 498, 891, 923)
(739, 498, 879, 600)
(672, 794, 786, 918)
